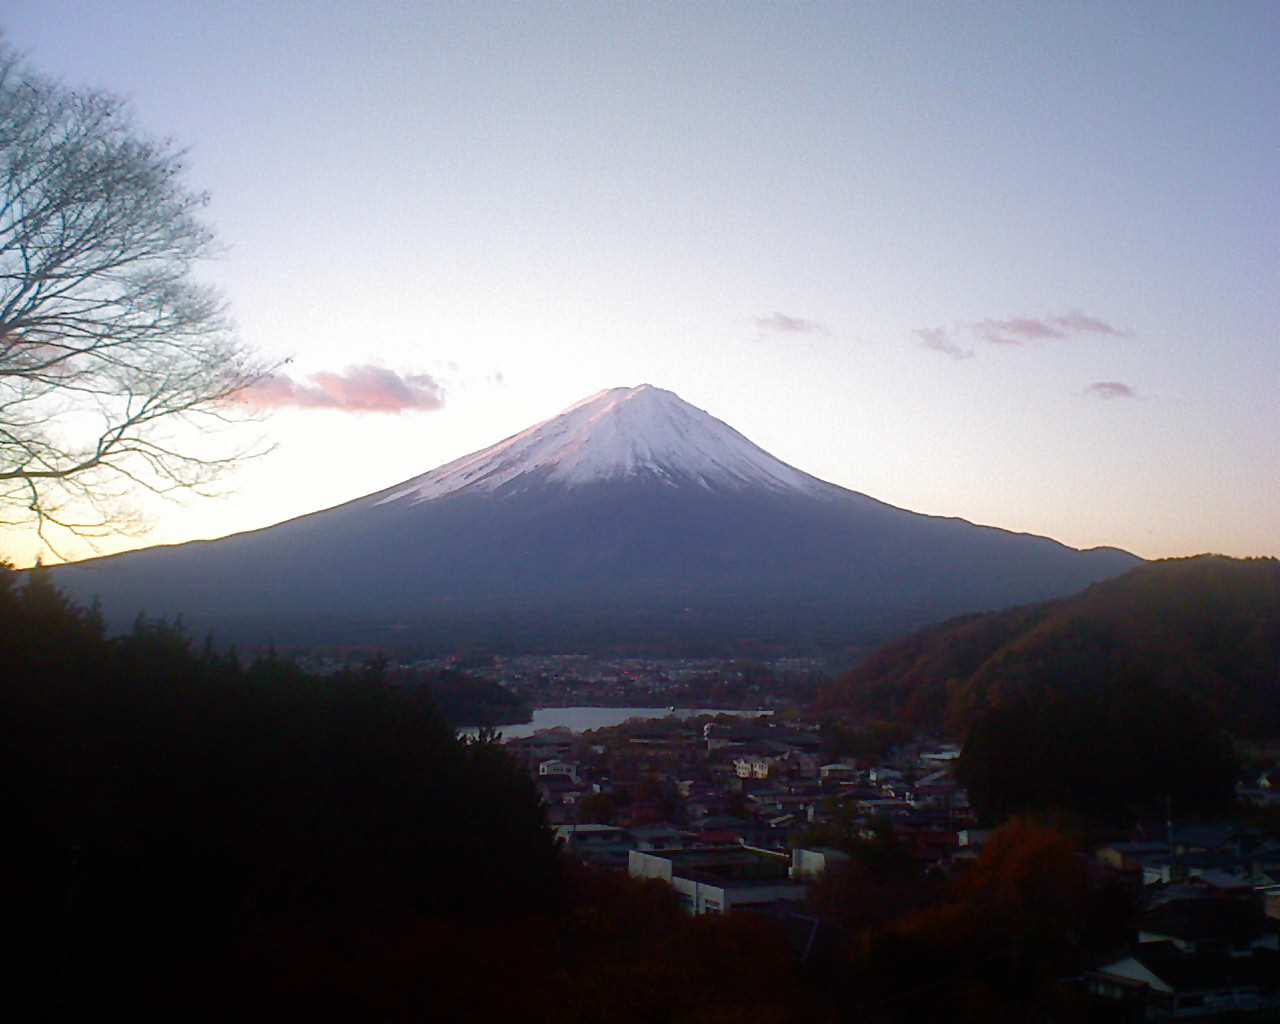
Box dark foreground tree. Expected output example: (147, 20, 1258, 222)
(956, 679, 1237, 824)
(0, 563, 560, 1015)
(0, 42, 268, 549)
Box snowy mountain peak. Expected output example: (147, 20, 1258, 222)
(375, 384, 832, 505)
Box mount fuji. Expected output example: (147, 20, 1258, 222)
(51, 385, 1139, 653)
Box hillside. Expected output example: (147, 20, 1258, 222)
(818, 555, 1280, 738)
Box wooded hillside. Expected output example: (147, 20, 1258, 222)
(819, 555, 1280, 737)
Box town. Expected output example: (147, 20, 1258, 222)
(292, 651, 834, 711)
(502, 706, 1280, 1019)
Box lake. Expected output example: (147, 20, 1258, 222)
(459, 705, 771, 741)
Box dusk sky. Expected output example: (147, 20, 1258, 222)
(4, 2, 1277, 567)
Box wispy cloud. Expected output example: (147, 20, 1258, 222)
(1051, 311, 1134, 338)
(916, 310, 1134, 359)
(972, 311, 1133, 346)
(755, 311, 829, 336)
(238, 365, 446, 413)
(972, 316, 1067, 346)
(1084, 381, 1138, 400)
(914, 327, 974, 360)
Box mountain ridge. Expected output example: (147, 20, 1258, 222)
(48, 385, 1141, 653)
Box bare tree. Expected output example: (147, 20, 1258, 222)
(0, 43, 269, 553)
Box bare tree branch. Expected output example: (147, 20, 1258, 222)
(0, 42, 274, 550)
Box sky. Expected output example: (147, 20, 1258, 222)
(3, 1, 1277, 567)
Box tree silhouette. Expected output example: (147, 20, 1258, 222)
(0, 43, 270, 551)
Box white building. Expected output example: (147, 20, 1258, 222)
(629, 848, 806, 916)
(538, 759, 580, 783)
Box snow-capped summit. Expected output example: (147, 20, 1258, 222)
(376, 384, 830, 505)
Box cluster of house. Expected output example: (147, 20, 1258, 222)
(506, 717, 973, 914)
(1087, 823, 1280, 1018)
(505, 717, 1280, 1018)
(445, 653, 825, 708)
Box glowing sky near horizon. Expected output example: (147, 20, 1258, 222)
(3, 2, 1277, 567)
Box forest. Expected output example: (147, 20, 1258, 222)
(2, 563, 820, 1018)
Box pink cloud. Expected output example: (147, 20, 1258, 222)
(238, 365, 445, 413)
(1084, 381, 1138, 400)
(914, 326, 974, 360)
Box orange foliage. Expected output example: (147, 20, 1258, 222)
(960, 817, 1088, 924)
(828, 820, 1098, 1021)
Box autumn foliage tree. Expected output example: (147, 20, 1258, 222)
(830, 819, 1131, 1023)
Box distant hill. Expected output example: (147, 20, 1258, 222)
(818, 555, 1280, 738)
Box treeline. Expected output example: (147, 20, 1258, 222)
(3, 564, 558, 1013)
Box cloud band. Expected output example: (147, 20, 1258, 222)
(238, 365, 446, 413)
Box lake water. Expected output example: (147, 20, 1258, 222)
(460, 705, 771, 741)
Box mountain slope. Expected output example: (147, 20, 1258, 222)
(49, 385, 1140, 653)
(818, 555, 1280, 736)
